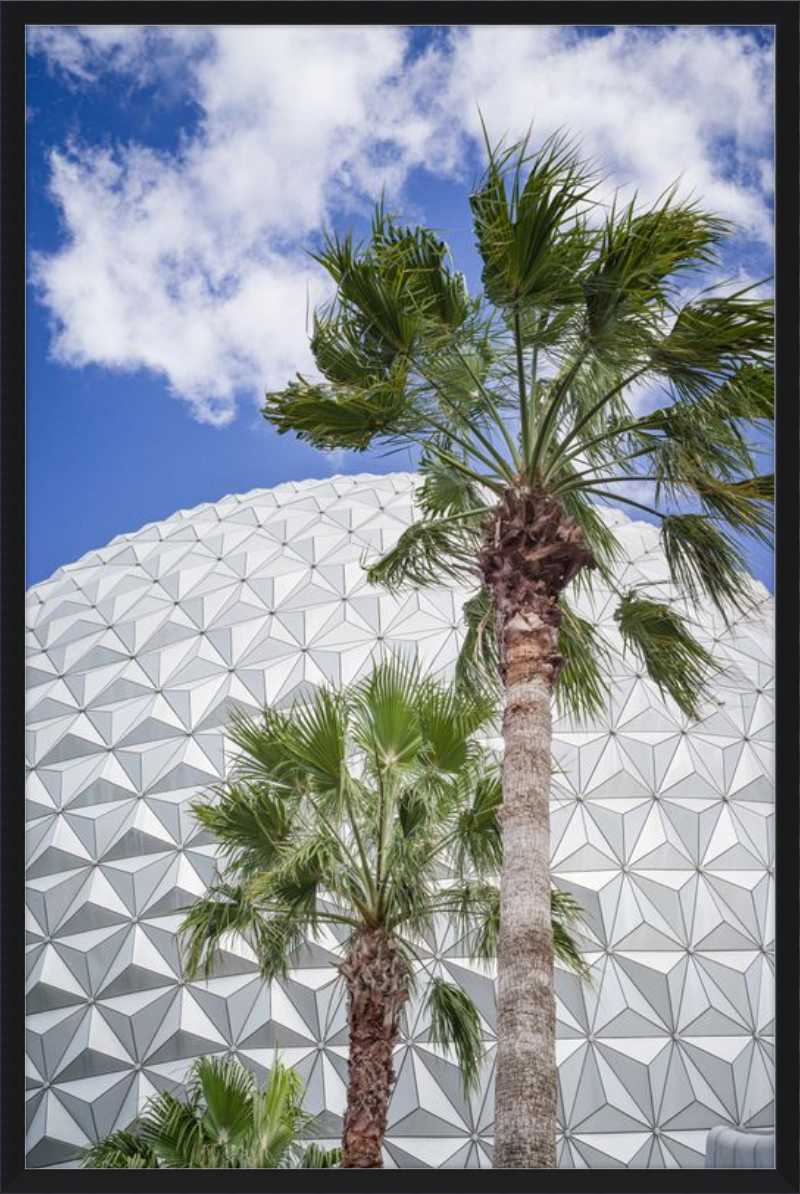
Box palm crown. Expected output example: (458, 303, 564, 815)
(179, 659, 586, 1166)
(81, 1055, 340, 1169)
(261, 126, 773, 1169)
(264, 130, 773, 719)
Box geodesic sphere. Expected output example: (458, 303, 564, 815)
(25, 473, 774, 1169)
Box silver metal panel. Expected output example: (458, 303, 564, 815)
(25, 473, 774, 1168)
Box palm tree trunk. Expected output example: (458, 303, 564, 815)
(495, 652, 558, 1168)
(480, 488, 594, 1168)
(339, 928, 409, 1168)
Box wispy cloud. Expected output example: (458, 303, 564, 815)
(27, 25, 774, 426)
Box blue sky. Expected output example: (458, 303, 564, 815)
(26, 24, 774, 589)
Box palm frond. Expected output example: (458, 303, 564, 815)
(310, 304, 395, 386)
(454, 587, 502, 700)
(251, 837, 333, 924)
(551, 889, 590, 978)
(196, 1055, 256, 1151)
(715, 360, 774, 421)
(556, 598, 611, 721)
(81, 1056, 323, 1170)
(471, 128, 598, 310)
(366, 212, 474, 337)
(585, 189, 728, 349)
(453, 767, 503, 876)
(179, 881, 266, 979)
(251, 1062, 309, 1168)
(558, 487, 623, 583)
(613, 593, 716, 719)
(179, 883, 311, 982)
(299, 1143, 341, 1168)
(661, 513, 754, 619)
(351, 656, 426, 774)
(553, 919, 590, 978)
(365, 515, 480, 592)
(417, 450, 491, 519)
(279, 687, 348, 800)
(425, 977, 484, 1095)
(263, 370, 415, 453)
(693, 474, 773, 545)
(81, 1130, 160, 1169)
(224, 704, 297, 788)
(652, 291, 773, 402)
(425, 880, 500, 964)
(137, 1087, 207, 1168)
(190, 783, 290, 875)
(414, 676, 495, 776)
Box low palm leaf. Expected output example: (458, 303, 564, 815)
(81, 1057, 339, 1170)
(259, 123, 772, 1171)
(614, 593, 717, 718)
(180, 661, 589, 1113)
(426, 978, 484, 1095)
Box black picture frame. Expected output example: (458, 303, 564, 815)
(3, 3, 797, 1191)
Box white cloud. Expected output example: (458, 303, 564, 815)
(28, 24, 773, 426)
(442, 26, 774, 242)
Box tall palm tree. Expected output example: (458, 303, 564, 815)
(179, 659, 587, 1168)
(81, 1055, 340, 1168)
(261, 131, 773, 1167)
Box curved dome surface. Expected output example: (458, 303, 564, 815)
(25, 473, 774, 1169)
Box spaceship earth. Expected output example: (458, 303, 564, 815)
(25, 473, 775, 1169)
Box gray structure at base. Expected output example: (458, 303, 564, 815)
(26, 473, 775, 1169)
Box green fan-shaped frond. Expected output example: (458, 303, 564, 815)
(190, 782, 291, 875)
(414, 677, 496, 776)
(551, 888, 591, 978)
(249, 1062, 308, 1169)
(585, 190, 728, 348)
(366, 212, 474, 337)
(299, 1143, 342, 1168)
(693, 473, 773, 545)
(471, 128, 598, 310)
(454, 587, 502, 701)
(80, 1057, 325, 1170)
(137, 1087, 206, 1168)
(661, 513, 753, 619)
(614, 593, 716, 719)
(715, 360, 774, 421)
(426, 977, 484, 1095)
(365, 515, 481, 592)
(652, 291, 773, 401)
(453, 766, 503, 876)
(195, 1055, 256, 1151)
(277, 687, 348, 799)
(179, 881, 268, 979)
(351, 656, 426, 774)
(556, 599, 612, 722)
(81, 1130, 160, 1169)
(310, 306, 395, 386)
(417, 449, 491, 519)
(263, 372, 416, 453)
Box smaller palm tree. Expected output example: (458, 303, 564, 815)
(179, 659, 587, 1169)
(80, 1054, 340, 1169)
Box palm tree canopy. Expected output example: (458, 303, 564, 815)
(180, 659, 588, 1096)
(81, 1055, 340, 1169)
(263, 131, 773, 719)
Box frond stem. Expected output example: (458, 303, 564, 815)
(579, 487, 667, 520)
(543, 364, 650, 479)
(527, 347, 589, 479)
(514, 307, 529, 467)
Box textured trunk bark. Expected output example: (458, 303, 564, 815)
(339, 928, 409, 1169)
(494, 665, 557, 1168)
(478, 487, 594, 1169)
